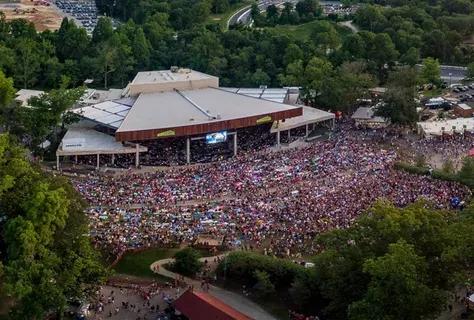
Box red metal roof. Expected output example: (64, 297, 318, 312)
(173, 289, 253, 320)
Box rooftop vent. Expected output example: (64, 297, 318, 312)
(170, 66, 179, 73)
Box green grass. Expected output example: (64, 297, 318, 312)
(420, 88, 445, 98)
(206, 1, 253, 30)
(113, 247, 179, 279)
(267, 19, 353, 41)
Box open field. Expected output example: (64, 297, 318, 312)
(0, 0, 64, 31)
(267, 19, 353, 41)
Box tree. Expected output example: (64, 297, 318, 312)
(366, 33, 398, 79)
(457, 157, 474, 189)
(212, 0, 229, 14)
(310, 200, 466, 319)
(302, 57, 334, 106)
(283, 43, 303, 65)
(172, 248, 203, 277)
(253, 270, 276, 298)
(18, 87, 84, 150)
(251, 3, 266, 27)
(310, 21, 341, 53)
(0, 134, 106, 318)
(14, 38, 40, 89)
(265, 5, 279, 26)
(0, 70, 15, 109)
(250, 69, 270, 86)
(467, 62, 474, 79)
(56, 18, 90, 61)
(400, 47, 420, 66)
(279, 60, 305, 86)
(0, 71, 16, 130)
(421, 57, 441, 85)
(376, 88, 417, 124)
(92, 16, 114, 44)
(348, 241, 445, 320)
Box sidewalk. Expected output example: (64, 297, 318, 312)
(150, 255, 277, 320)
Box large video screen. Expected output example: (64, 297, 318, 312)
(206, 131, 227, 144)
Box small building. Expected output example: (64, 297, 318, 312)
(173, 289, 253, 320)
(15, 89, 44, 107)
(351, 107, 387, 128)
(454, 103, 473, 118)
(417, 118, 474, 137)
(368, 87, 386, 98)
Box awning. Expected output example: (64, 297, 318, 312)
(271, 106, 334, 133)
(56, 127, 147, 156)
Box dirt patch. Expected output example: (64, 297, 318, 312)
(0, 0, 64, 31)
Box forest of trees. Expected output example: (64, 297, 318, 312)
(0, 134, 107, 319)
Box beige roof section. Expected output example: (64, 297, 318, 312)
(417, 118, 474, 137)
(271, 106, 334, 132)
(117, 87, 301, 133)
(15, 89, 44, 107)
(131, 69, 214, 85)
(129, 69, 219, 96)
(56, 127, 147, 156)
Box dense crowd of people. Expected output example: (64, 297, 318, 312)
(410, 131, 474, 167)
(71, 124, 471, 257)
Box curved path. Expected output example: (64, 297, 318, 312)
(150, 254, 276, 320)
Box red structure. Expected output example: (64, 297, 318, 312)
(173, 289, 253, 320)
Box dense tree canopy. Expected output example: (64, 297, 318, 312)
(0, 134, 106, 319)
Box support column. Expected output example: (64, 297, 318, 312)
(75, 155, 78, 163)
(186, 138, 191, 164)
(96, 153, 100, 170)
(56, 155, 60, 171)
(305, 124, 309, 138)
(287, 129, 290, 141)
(233, 132, 238, 156)
(111, 154, 115, 165)
(332, 118, 335, 129)
(276, 130, 280, 146)
(135, 144, 140, 167)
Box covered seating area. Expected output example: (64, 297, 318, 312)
(56, 126, 147, 170)
(271, 106, 335, 145)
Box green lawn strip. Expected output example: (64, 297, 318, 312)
(207, 1, 253, 30)
(113, 247, 179, 279)
(266, 19, 353, 41)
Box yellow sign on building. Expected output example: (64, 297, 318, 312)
(157, 130, 176, 137)
(256, 115, 272, 124)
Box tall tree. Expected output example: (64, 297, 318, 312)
(421, 57, 441, 85)
(14, 38, 40, 89)
(0, 134, 106, 319)
(348, 241, 445, 320)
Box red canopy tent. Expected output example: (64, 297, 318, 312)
(469, 148, 474, 157)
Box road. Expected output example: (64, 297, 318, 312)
(339, 20, 358, 32)
(150, 255, 277, 320)
(227, 0, 343, 28)
(416, 64, 468, 82)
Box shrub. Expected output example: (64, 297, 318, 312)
(172, 248, 203, 277)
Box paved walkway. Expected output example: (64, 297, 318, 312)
(150, 255, 277, 320)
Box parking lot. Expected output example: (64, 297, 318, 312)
(452, 83, 474, 103)
(54, 0, 98, 33)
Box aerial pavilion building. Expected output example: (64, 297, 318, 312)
(56, 68, 334, 169)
